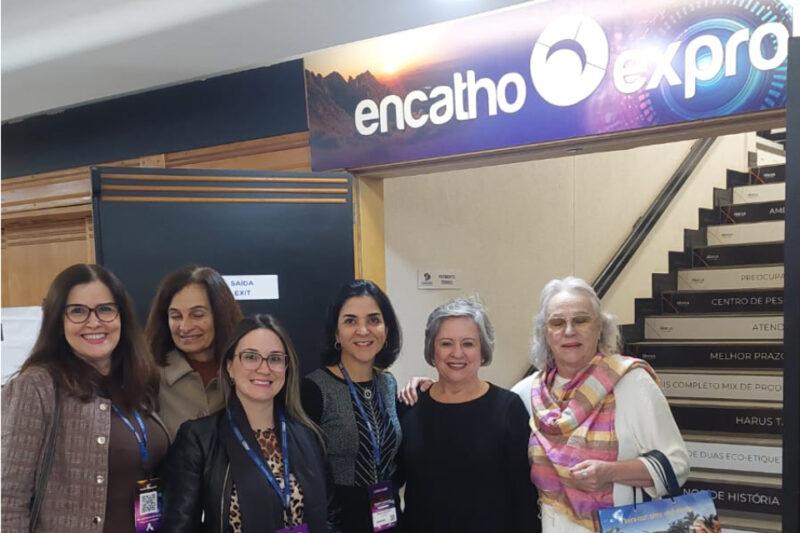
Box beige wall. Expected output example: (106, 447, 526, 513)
(384, 133, 749, 390)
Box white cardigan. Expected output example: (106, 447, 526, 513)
(512, 368, 690, 533)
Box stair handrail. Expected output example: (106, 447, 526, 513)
(592, 137, 717, 298)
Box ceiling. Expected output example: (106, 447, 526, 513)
(1, 0, 529, 121)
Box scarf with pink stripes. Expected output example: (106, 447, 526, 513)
(528, 353, 656, 531)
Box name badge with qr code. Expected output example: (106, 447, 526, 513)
(369, 481, 398, 531)
(134, 478, 162, 533)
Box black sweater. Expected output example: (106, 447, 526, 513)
(400, 383, 541, 533)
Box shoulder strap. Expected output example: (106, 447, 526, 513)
(642, 449, 681, 497)
(29, 381, 61, 532)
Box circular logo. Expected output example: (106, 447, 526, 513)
(530, 16, 609, 107)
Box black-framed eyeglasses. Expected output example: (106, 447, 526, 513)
(237, 351, 289, 372)
(64, 303, 120, 324)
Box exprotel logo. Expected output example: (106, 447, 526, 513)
(353, 16, 793, 136)
(530, 16, 609, 107)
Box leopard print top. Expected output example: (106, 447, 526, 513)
(229, 428, 305, 532)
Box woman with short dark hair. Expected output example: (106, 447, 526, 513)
(301, 279, 403, 533)
(163, 314, 331, 533)
(1, 264, 168, 533)
(145, 265, 242, 437)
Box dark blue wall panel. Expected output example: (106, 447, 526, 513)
(2, 60, 307, 178)
(93, 169, 354, 376)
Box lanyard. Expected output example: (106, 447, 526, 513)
(111, 405, 149, 466)
(226, 408, 291, 509)
(338, 363, 384, 477)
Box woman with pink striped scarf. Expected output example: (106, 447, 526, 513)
(519, 276, 689, 533)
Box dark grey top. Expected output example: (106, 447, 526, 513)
(301, 368, 401, 487)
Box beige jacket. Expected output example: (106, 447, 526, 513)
(1, 366, 169, 533)
(157, 349, 224, 439)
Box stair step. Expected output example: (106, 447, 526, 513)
(730, 182, 785, 204)
(685, 438, 782, 474)
(726, 164, 786, 187)
(627, 341, 784, 369)
(669, 398, 783, 436)
(719, 201, 785, 224)
(718, 510, 781, 533)
(689, 243, 783, 268)
(644, 314, 783, 340)
(660, 289, 783, 314)
(684, 471, 782, 515)
(706, 220, 783, 246)
(677, 265, 784, 291)
(659, 370, 782, 401)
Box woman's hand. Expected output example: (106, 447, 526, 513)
(569, 460, 615, 492)
(397, 377, 434, 405)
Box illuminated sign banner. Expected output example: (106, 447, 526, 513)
(305, 0, 796, 171)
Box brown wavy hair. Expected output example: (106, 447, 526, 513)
(20, 264, 159, 413)
(220, 314, 323, 444)
(145, 265, 242, 366)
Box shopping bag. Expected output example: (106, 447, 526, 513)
(598, 450, 721, 532)
(598, 490, 719, 532)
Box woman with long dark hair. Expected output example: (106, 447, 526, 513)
(163, 314, 332, 533)
(1, 264, 167, 533)
(301, 279, 403, 533)
(145, 265, 242, 437)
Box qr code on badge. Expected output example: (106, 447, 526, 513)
(139, 491, 159, 515)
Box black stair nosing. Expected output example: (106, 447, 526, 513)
(750, 163, 787, 183)
(688, 242, 784, 268)
(632, 298, 659, 335)
(627, 340, 784, 349)
(643, 311, 783, 319)
(698, 206, 718, 227)
(651, 271, 677, 297)
(675, 261, 784, 272)
(716, 201, 786, 225)
(714, 187, 734, 207)
(634, 296, 659, 314)
(670, 403, 784, 437)
(683, 228, 706, 250)
(706, 218, 785, 230)
(726, 164, 786, 187)
(620, 324, 642, 344)
(658, 288, 784, 314)
(668, 249, 693, 270)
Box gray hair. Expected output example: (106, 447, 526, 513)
(424, 297, 495, 366)
(529, 276, 621, 371)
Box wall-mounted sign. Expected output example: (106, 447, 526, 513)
(417, 269, 461, 290)
(305, 0, 796, 171)
(223, 275, 279, 300)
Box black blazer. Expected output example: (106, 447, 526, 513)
(162, 409, 330, 533)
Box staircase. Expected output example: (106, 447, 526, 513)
(622, 163, 786, 533)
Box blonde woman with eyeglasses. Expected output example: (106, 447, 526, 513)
(517, 276, 689, 533)
(162, 314, 333, 533)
